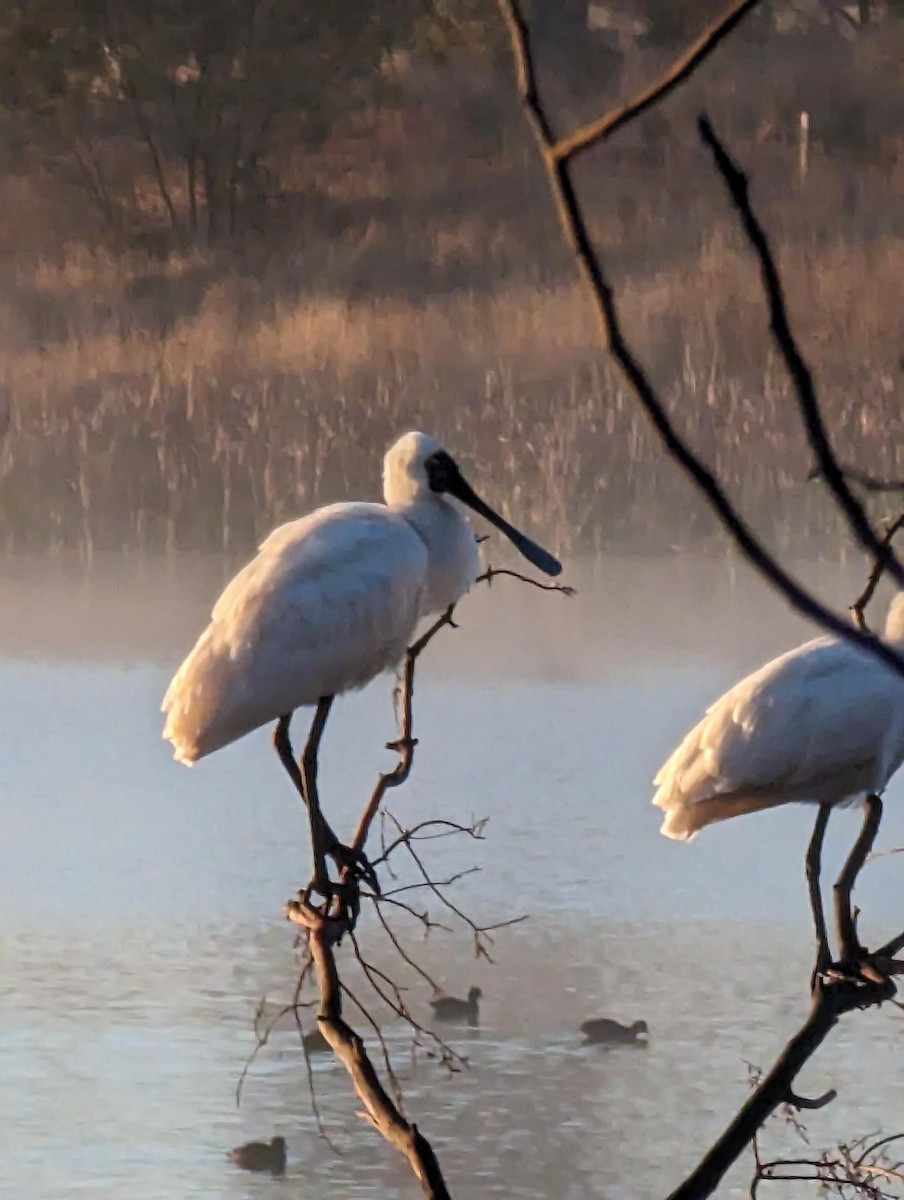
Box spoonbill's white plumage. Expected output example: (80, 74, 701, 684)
(162, 431, 561, 885)
(653, 592, 904, 841)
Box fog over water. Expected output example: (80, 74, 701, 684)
(3, 552, 903, 1199)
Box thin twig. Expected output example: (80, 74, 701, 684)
(477, 565, 575, 595)
(385, 811, 527, 962)
(850, 512, 904, 631)
(553, 0, 763, 162)
(373, 817, 488, 866)
(810, 464, 904, 495)
(349, 933, 468, 1073)
(372, 900, 445, 995)
(372, 894, 455, 935)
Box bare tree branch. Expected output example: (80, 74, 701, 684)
(553, 0, 763, 162)
(809, 464, 904, 495)
(495, 0, 904, 680)
(850, 513, 904, 631)
(697, 115, 904, 589)
(273, 571, 566, 1196)
(750, 1130, 904, 1200)
(477, 565, 575, 594)
(287, 900, 452, 1200)
(666, 973, 896, 1200)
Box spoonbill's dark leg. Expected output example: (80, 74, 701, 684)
(299, 696, 335, 893)
(274, 705, 379, 899)
(274, 705, 339, 887)
(805, 805, 831, 988)
(833, 794, 882, 969)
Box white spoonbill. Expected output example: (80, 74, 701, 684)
(162, 430, 561, 887)
(652, 592, 904, 968)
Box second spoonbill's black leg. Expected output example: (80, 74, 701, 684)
(805, 805, 831, 988)
(833, 794, 882, 969)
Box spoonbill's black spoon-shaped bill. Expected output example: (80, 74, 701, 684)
(162, 431, 562, 888)
(653, 592, 904, 966)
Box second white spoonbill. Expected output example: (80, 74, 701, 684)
(652, 592, 904, 968)
(162, 431, 561, 887)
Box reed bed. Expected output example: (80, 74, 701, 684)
(1, 224, 903, 562)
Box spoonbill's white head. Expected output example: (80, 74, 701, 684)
(886, 592, 904, 642)
(382, 431, 445, 506)
(382, 430, 562, 577)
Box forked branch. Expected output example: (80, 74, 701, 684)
(810, 464, 904, 495)
(495, 0, 904, 680)
(850, 512, 904, 631)
(697, 116, 904, 589)
(495, 5, 904, 1198)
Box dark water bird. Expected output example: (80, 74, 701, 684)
(430, 986, 482, 1024)
(580, 1018, 649, 1045)
(228, 1135, 287, 1175)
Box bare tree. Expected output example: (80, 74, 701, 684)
(491, 1, 904, 1198)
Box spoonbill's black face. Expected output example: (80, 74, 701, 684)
(424, 449, 461, 496)
(424, 450, 562, 578)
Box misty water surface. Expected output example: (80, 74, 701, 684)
(2, 555, 903, 1200)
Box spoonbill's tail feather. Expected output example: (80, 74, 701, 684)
(162, 626, 247, 764)
(655, 790, 786, 840)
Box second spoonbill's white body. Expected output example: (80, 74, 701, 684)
(162, 431, 561, 764)
(653, 593, 904, 840)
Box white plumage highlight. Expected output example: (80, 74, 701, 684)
(653, 593, 904, 840)
(162, 432, 480, 764)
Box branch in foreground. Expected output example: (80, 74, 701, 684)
(697, 116, 904, 590)
(850, 512, 904, 632)
(553, 0, 762, 162)
(283, 607, 459, 1200)
(288, 900, 452, 1200)
(809, 464, 904, 495)
(495, 0, 904, 681)
(278, 572, 568, 1197)
(750, 1130, 904, 1200)
(666, 974, 896, 1200)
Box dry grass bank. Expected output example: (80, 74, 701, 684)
(1, 23, 903, 560)
(2, 225, 902, 561)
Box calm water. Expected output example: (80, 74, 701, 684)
(2, 556, 903, 1199)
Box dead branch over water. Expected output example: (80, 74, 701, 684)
(495, 1, 904, 1197)
(696, 115, 904, 589)
(496, 0, 904, 680)
(276, 568, 570, 1198)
